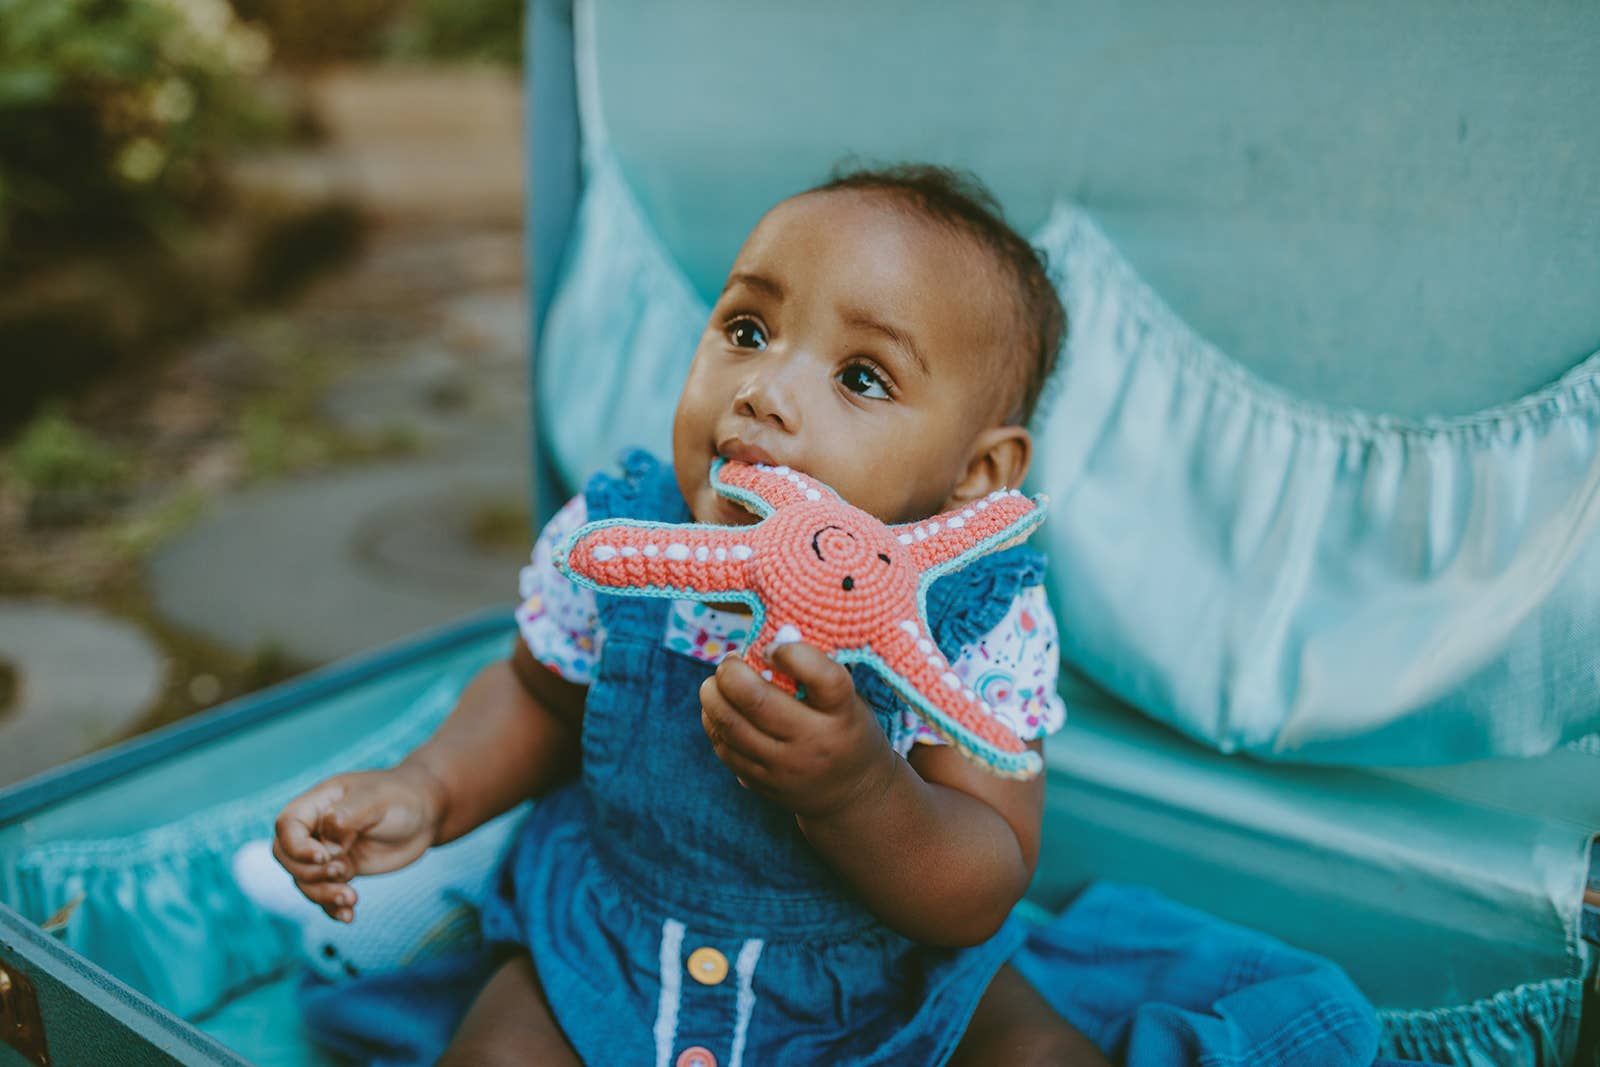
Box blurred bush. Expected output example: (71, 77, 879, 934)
(227, 0, 523, 67)
(381, 0, 524, 67)
(0, 0, 280, 267)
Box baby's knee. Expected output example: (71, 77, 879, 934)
(437, 1037, 520, 1067)
(1012, 1026, 1102, 1066)
(954, 1016, 1110, 1067)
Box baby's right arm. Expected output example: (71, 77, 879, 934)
(272, 638, 588, 921)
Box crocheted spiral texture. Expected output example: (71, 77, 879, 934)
(556, 459, 1048, 778)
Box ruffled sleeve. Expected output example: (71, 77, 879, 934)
(900, 584, 1067, 755)
(516, 496, 603, 685)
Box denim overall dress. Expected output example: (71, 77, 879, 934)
(482, 452, 1046, 1067)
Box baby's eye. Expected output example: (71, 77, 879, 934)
(839, 362, 890, 400)
(726, 317, 767, 350)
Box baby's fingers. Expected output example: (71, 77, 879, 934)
(713, 656, 804, 739)
(296, 877, 358, 923)
(767, 642, 855, 711)
(700, 675, 781, 766)
(275, 783, 345, 863)
(271, 836, 350, 888)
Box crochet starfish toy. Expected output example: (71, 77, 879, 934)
(555, 459, 1048, 778)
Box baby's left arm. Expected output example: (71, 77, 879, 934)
(700, 642, 1043, 948)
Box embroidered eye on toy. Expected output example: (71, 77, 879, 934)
(556, 459, 1048, 778)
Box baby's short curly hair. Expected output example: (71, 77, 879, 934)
(809, 163, 1066, 425)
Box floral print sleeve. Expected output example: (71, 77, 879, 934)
(899, 584, 1067, 756)
(516, 496, 603, 684)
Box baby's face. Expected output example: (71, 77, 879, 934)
(672, 190, 1012, 527)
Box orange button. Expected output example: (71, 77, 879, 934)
(686, 946, 729, 985)
(676, 1047, 716, 1067)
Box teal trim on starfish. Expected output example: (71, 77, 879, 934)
(707, 456, 778, 518)
(834, 646, 1043, 779)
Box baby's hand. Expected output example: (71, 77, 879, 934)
(700, 643, 896, 820)
(271, 765, 444, 922)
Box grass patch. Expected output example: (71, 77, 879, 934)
(3, 407, 133, 494)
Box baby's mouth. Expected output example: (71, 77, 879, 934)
(716, 438, 780, 468)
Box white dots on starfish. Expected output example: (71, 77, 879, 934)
(714, 547, 727, 561)
(916, 638, 933, 654)
(925, 655, 944, 670)
(665, 544, 690, 560)
(774, 465, 791, 476)
(913, 527, 928, 541)
(927, 521, 941, 535)
(962, 508, 976, 519)
(694, 546, 710, 562)
(975, 500, 989, 511)
(898, 533, 913, 545)
(643, 545, 659, 557)
(731, 545, 753, 560)
(963, 688, 978, 703)
(591, 545, 617, 561)
(804, 489, 821, 501)
(899, 620, 920, 637)
(771, 623, 802, 647)
(761, 670, 773, 681)
(941, 672, 961, 690)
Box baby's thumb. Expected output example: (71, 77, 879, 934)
(321, 794, 388, 843)
(769, 642, 853, 709)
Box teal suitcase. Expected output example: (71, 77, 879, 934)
(4, 1, 1600, 1063)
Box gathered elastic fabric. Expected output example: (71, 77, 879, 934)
(1032, 204, 1600, 764)
(539, 138, 1600, 766)
(2, 673, 469, 1021)
(1376, 978, 1581, 1066)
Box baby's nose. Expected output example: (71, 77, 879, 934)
(734, 365, 801, 431)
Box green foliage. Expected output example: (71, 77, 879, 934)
(228, 0, 522, 67)
(383, 0, 524, 67)
(0, 0, 279, 264)
(3, 407, 133, 493)
(225, 0, 406, 66)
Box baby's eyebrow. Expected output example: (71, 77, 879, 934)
(722, 271, 785, 301)
(843, 311, 928, 377)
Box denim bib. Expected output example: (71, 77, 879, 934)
(483, 450, 1043, 1066)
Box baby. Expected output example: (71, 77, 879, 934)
(273, 165, 1107, 1066)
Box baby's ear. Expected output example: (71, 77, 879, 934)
(948, 425, 1032, 506)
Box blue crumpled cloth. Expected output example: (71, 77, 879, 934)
(297, 880, 1444, 1067)
(1012, 881, 1430, 1067)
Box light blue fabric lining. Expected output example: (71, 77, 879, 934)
(1032, 204, 1600, 764)
(1376, 978, 1581, 1067)
(3, 673, 468, 1021)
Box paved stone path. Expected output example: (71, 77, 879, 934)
(2, 68, 532, 784)
(148, 68, 531, 662)
(0, 602, 166, 788)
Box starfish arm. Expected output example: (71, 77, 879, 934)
(556, 518, 759, 600)
(868, 620, 1042, 779)
(889, 490, 1046, 575)
(713, 458, 839, 514)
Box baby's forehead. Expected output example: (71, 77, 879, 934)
(740, 191, 1009, 321)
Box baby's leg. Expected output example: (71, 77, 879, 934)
(437, 952, 581, 1066)
(948, 963, 1111, 1067)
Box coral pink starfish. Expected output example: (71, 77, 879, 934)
(556, 459, 1047, 778)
